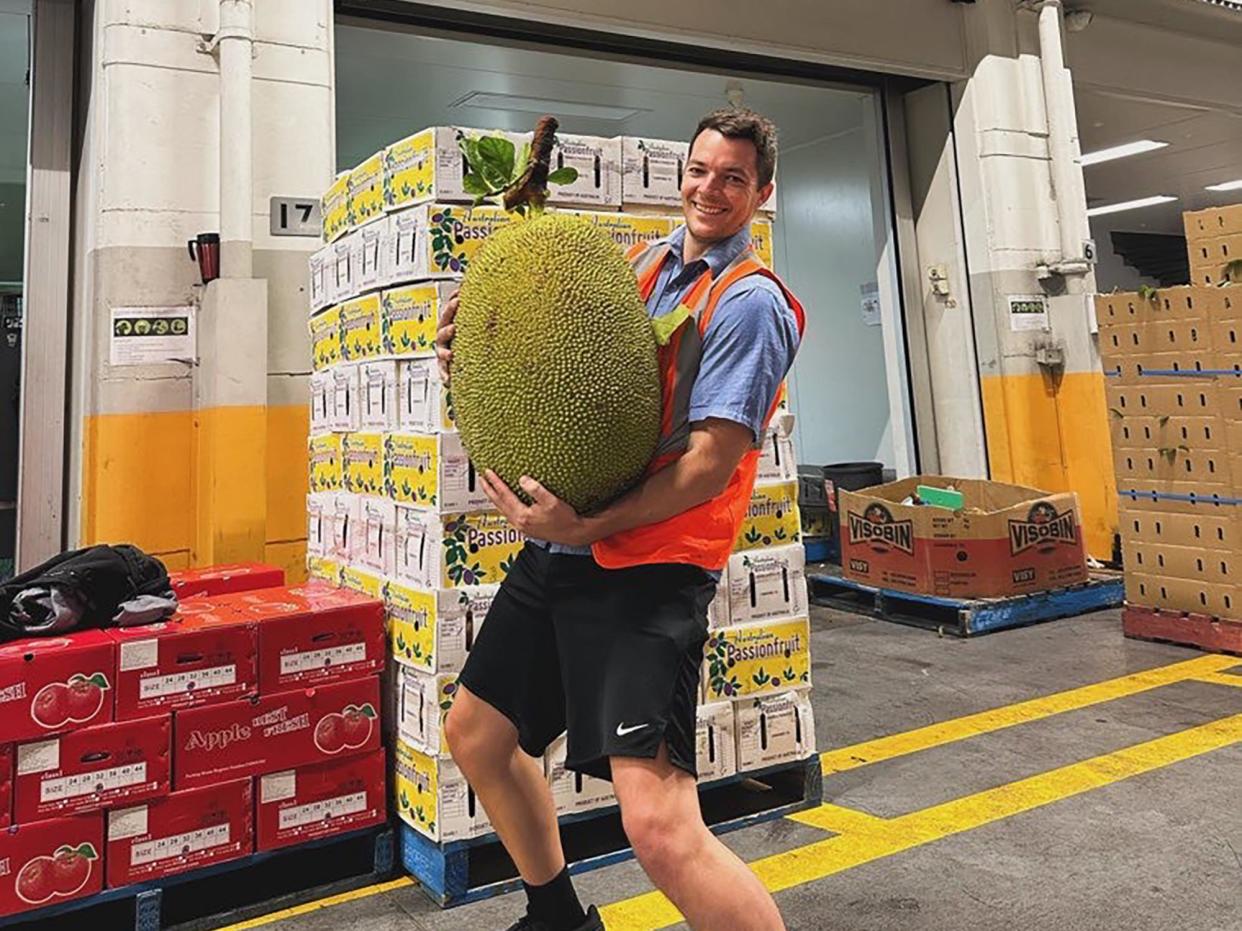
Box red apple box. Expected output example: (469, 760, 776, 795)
(171, 563, 285, 600)
(0, 631, 115, 743)
(107, 609, 258, 720)
(14, 714, 171, 823)
(0, 813, 103, 917)
(256, 749, 385, 852)
(173, 676, 381, 789)
(211, 585, 384, 693)
(0, 746, 11, 828)
(106, 778, 252, 887)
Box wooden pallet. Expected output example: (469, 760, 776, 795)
(0, 826, 394, 931)
(1122, 605, 1242, 657)
(400, 755, 823, 908)
(808, 566, 1123, 637)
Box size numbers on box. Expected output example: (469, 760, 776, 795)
(279, 642, 367, 676)
(139, 663, 237, 700)
(131, 823, 230, 866)
(41, 762, 148, 803)
(278, 791, 368, 831)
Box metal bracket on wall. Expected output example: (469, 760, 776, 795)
(196, 28, 257, 57)
(1034, 342, 1066, 373)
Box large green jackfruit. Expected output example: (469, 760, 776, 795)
(453, 213, 662, 513)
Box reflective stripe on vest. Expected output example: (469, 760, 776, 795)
(593, 238, 807, 571)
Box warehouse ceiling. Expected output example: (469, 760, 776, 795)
(1070, 1, 1242, 237)
(333, 24, 871, 175)
(1074, 0, 1242, 43)
(1075, 86, 1242, 232)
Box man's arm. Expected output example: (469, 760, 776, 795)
(480, 417, 753, 546)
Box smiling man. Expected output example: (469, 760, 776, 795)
(437, 108, 804, 931)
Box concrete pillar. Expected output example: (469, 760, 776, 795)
(949, 0, 1115, 557)
(69, 0, 334, 576)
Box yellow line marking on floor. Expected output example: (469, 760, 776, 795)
(215, 876, 414, 931)
(601, 712, 1242, 930)
(217, 656, 1240, 930)
(819, 654, 1237, 775)
(1193, 671, 1242, 688)
(788, 803, 891, 837)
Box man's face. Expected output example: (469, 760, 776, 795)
(681, 129, 773, 245)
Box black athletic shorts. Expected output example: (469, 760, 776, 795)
(457, 542, 716, 780)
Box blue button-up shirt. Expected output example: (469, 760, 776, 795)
(538, 223, 802, 557)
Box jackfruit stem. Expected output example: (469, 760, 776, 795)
(503, 115, 559, 215)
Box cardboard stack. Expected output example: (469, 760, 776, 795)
(0, 571, 386, 919)
(1185, 204, 1242, 287)
(309, 126, 807, 845)
(698, 388, 817, 778)
(1097, 208, 1242, 618)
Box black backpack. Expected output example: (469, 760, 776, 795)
(0, 544, 171, 641)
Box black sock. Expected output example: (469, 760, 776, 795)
(523, 867, 587, 930)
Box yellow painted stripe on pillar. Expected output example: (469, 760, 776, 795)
(266, 539, 309, 584)
(155, 550, 192, 572)
(82, 405, 303, 568)
(194, 404, 269, 565)
(819, 654, 1236, 774)
(979, 370, 1117, 558)
(82, 411, 195, 554)
(601, 713, 1242, 930)
(267, 403, 310, 543)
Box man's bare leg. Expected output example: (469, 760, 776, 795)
(612, 744, 785, 930)
(444, 685, 565, 884)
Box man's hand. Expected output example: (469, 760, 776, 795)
(480, 470, 593, 547)
(435, 290, 460, 385)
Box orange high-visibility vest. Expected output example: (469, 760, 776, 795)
(591, 238, 807, 571)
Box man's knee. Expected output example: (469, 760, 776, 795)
(620, 797, 698, 878)
(444, 689, 517, 772)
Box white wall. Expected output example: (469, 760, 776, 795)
(775, 116, 894, 469)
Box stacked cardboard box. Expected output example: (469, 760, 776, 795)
(698, 400, 817, 777)
(1185, 204, 1242, 287)
(0, 576, 385, 919)
(1098, 209, 1242, 617)
(309, 126, 809, 847)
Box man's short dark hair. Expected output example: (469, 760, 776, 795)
(689, 108, 778, 188)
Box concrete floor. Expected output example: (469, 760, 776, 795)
(247, 604, 1242, 931)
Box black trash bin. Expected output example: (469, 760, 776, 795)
(800, 461, 884, 563)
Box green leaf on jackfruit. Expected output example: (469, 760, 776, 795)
(462, 173, 490, 196)
(477, 136, 515, 183)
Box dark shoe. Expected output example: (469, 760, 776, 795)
(504, 906, 605, 931)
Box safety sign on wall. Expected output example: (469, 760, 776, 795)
(1007, 294, 1049, 332)
(110, 305, 196, 365)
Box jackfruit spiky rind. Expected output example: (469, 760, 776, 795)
(453, 214, 662, 513)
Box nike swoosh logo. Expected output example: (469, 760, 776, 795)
(615, 722, 649, 737)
